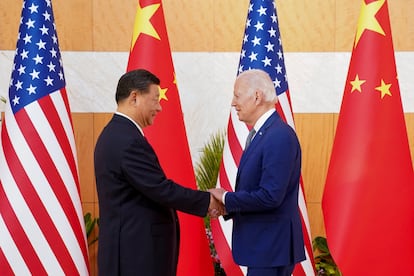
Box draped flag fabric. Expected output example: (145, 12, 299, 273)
(126, 0, 214, 275)
(210, 0, 315, 275)
(0, 0, 89, 275)
(322, 0, 414, 275)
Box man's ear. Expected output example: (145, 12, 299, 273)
(255, 90, 263, 104)
(129, 90, 138, 105)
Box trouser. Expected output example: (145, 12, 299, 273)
(247, 264, 295, 276)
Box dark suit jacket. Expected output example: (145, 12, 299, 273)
(94, 114, 210, 276)
(225, 111, 305, 267)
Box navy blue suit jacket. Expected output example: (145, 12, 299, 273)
(94, 114, 210, 276)
(225, 111, 305, 267)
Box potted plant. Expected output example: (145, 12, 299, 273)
(312, 236, 341, 276)
(194, 130, 226, 276)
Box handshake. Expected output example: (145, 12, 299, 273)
(207, 188, 227, 218)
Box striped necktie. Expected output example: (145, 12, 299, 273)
(245, 129, 256, 150)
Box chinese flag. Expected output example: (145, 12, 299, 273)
(126, 0, 214, 275)
(322, 1, 414, 275)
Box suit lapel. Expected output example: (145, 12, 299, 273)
(237, 112, 279, 184)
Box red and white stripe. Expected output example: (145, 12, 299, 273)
(212, 91, 315, 275)
(0, 88, 89, 275)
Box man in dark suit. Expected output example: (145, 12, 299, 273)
(94, 69, 221, 276)
(210, 69, 305, 276)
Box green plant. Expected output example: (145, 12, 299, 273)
(194, 130, 226, 276)
(195, 130, 225, 192)
(313, 236, 341, 276)
(84, 212, 99, 246)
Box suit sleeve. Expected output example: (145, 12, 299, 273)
(121, 138, 210, 217)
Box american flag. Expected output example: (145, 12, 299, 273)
(0, 0, 89, 275)
(211, 0, 315, 275)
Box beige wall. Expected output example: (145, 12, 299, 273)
(2, 1, 414, 274)
(2, 0, 414, 52)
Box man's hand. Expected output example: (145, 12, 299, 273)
(208, 188, 226, 204)
(208, 193, 225, 218)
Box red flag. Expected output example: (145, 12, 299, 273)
(322, 0, 414, 275)
(0, 0, 89, 275)
(211, 0, 315, 275)
(126, 0, 214, 275)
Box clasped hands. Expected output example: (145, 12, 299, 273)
(207, 188, 227, 218)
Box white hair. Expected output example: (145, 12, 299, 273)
(237, 69, 278, 103)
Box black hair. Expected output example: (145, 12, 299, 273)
(115, 69, 160, 103)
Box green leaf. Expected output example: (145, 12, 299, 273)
(84, 212, 99, 246)
(313, 236, 341, 275)
(195, 130, 225, 192)
(313, 236, 330, 253)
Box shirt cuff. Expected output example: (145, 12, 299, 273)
(222, 191, 228, 205)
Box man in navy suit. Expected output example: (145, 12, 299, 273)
(94, 69, 221, 276)
(210, 69, 305, 276)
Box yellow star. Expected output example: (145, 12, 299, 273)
(159, 86, 168, 101)
(350, 74, 366, 93)
(375, 79, 392, 99)
(354, 0, 385, 48)
(131, 3, 160, 50)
